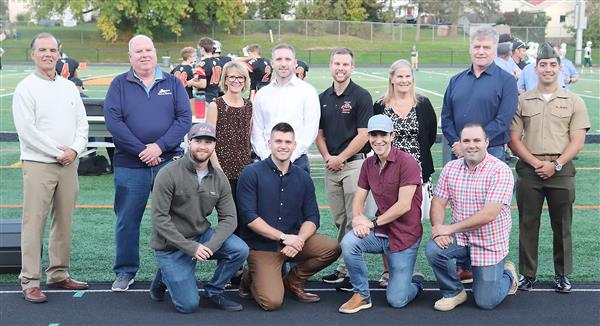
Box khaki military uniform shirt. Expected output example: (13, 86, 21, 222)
(511, 87, 590, 155)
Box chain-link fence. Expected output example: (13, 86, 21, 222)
(235, 19, 472, 44)
(236, 20, 574, 44)
(0, 20, 580, 64)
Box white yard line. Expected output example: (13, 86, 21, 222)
(1, 287, 599, 294)
(354, 70, 444, 98)
(419, 70, 453, 77)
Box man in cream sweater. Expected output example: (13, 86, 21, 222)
(12, 32, 89, 303)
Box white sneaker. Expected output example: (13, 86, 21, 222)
(434, 289, 467, 311)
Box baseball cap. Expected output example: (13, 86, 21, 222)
(368, 115, 393, 133)
(188, 123, 217, 140)
(71, 77, 84, 89)
(213, 40, 222, 53)
(512, 40, 527, 50)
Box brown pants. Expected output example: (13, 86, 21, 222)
(516, 159, 575, 278)
(246, 234, 340, 311)
(19, 160, 79, 289)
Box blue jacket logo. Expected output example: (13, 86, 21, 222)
(158, 89, 172, 96)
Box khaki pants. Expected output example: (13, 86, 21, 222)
(516, 159, 575, 278)
(19, 160, 79, 289)
(325, 159, 362, 243)
(246, 234, 340, 311)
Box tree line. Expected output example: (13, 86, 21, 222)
(32, 0, 599, 45)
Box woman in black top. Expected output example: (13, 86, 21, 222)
(372, 59, 437, 287)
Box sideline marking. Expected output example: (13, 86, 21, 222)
(1, 287, 599, 294)
(73, 291, 86, 298)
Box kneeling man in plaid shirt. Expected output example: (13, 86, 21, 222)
(425, 123, 518, 311)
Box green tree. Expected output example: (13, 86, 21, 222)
(243, 2, 258, 20)
(362, 0, 385, 22)
(566, 1, 600, 47)
(34, 0, 244, 42)
(581, 1, 600, 45)
(414, 0, 499, 40)
(496, 9, 549, 27)
(258, 0, 291, 19)
(496, 8, 549, 41)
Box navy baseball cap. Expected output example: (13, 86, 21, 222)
(188, 123, 217, 140)
(368, 115, 393, 133)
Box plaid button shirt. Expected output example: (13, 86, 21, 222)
(434, 154, 514, 266)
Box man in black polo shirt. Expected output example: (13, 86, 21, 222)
(316, 48, 373, 288)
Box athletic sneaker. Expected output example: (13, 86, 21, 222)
(434, 289, 467, 311)
(518, 275, 537, 291)
(111, 274, 134, 292)
(322, 270, 346, 284)
(504, 261, 518, 295)
(412, 272, 425, 294)
(338, 293, 372, 314)
(378, 271, 389, 288)
(335, 277, 353, 292)
(554, 275, 572, 293)
(204, 293, 243, 311)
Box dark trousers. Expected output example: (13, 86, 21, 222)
(516, 159, 576, 278)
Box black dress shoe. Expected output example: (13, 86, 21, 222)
(554, 275, 572, 293)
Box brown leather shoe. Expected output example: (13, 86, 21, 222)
(49, 278, 89, 290)
(23, 287, 47, 303)
(283, 275, 320, 303)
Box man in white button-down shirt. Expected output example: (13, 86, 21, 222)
(251, 44, 320, 173)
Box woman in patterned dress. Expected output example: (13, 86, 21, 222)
(206, 61, 253, 220)
(372, 59, 437, 288)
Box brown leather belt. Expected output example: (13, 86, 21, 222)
(533, 154, 561, 161)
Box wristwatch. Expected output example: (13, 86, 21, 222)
(371, 217, 378, 229)
(279, 233, 287, 244)
(551, 160, 563, 172)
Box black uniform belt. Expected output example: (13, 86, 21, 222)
(346, 153, 367, 163)
(533, 154, 561, 161)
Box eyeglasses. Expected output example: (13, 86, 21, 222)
(226, 76, 245, 82)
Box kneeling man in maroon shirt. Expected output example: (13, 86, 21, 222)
(338, 114, 424, 314)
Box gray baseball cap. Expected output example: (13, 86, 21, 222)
(188, 123, 217, 140)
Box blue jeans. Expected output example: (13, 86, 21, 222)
(341, 231, 421, 308)
(293, 154, 310, 174)
(155, 228, 249, 313)
(113, 163, 166, 277)
(425, 240, 513, 310)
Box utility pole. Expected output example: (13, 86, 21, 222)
(574, 0, 586, 65)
